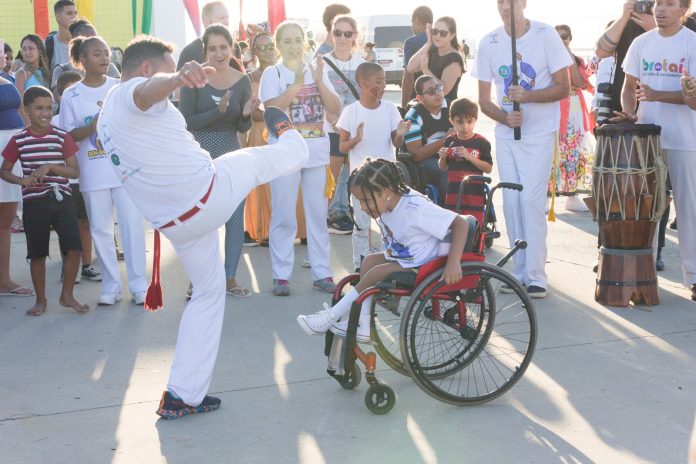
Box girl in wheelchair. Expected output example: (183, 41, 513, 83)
(297, 158, 473, 342)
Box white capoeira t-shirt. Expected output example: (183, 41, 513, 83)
(623, 27, 696, 151)
(336, 99, 401, 169)
(97, 77, 214, 228)
(471, 20, 572, 140)
(60, 77, 121, 192)
(378, 189, 458, 268)
(258, 63, 337, 168)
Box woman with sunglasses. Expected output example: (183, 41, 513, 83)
(259, 20, 342, 296)
(323, 14, 365, 236)
(550, 24, 595, 213)
(179, 25, 259, 299)
(406, 16, 465, 106)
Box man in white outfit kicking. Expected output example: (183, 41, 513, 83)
(97, 36, 308, 419)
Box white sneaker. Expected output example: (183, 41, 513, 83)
(301, 255, 311, 268)
(132, 291, 146, 305)
(565, 195, 589, 212)
(330, 314, 372, 343)
(297, 303, 336, 335)
(98, 293, 122, 305)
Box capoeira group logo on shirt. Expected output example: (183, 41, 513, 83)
(642, 57, 685, 78)
(86, 101, 106, 160)
(381, 223, 413, 262)
(287, 83, 325, 139)
(500, 52, 537, 107)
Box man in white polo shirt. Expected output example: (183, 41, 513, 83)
(471, 0, 571, 298)
(97, 36, 308, 419)
(618, 0, 696, 302)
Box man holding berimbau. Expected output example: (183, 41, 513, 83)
(471, 0, 571, 298)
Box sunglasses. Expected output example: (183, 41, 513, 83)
(333, 29, 355, 39)
(254, 43, 275, 52)
(420, 84, 444, 96)
(431, 28, 450, 38)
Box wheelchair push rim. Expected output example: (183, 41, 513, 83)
(400, 262, 537, 406)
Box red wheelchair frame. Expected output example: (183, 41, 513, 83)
(323, 177, 537, 414)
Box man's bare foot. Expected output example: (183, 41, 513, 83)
(59, 295, 90, 314)
(26, 302, 47, 317)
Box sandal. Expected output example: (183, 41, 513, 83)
(226, 286, 251, 298)
(11, 224, 24, 233)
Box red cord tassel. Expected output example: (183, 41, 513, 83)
(144, 230, 164, 311)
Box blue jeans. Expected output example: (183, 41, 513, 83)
(328, 164, 349, 219)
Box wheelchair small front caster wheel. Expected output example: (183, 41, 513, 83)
(364, 384, 395, 415)
(336, 363, 361, 390)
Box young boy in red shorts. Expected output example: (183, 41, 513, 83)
(0, 86, 88, 316)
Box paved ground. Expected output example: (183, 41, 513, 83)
(1, 78, 695, 464)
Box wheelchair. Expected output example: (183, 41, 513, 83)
(395, 150, 499, 249)
(324, 177, 537, 415)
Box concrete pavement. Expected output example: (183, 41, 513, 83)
(1, 79, 695, 464)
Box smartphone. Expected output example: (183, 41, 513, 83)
(634, 0, 654, 14)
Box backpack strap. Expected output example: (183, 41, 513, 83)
(322, 55, 360, 101)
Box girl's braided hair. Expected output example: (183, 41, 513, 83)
(347, 158, 410, 230)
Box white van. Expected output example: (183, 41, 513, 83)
(360, 15, 412, 86)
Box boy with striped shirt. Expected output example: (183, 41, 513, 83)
(0, 86, 89, 316)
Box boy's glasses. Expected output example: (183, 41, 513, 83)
(431, 28, 450, 38)
(333, 29, 355, 39)
(254, 43, 275, 52)
(420, 84, 444, 96)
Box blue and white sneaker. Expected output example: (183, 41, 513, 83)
(156, 391, 221, 420)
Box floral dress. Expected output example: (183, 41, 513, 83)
(550, 55, 596, 195)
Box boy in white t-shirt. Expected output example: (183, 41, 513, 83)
(618, 0, 696, 301)
(336, 62, 411, 271)
(471, 2, 572, 298)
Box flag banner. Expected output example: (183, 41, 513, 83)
(268, 0, 286, 32)
(142, 0, 153, 34)
(75, 0, 95, 23)
(34, 0, 50, 39)
(183, 0, 202, 36)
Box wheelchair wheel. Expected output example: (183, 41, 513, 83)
(336, 362, 362, 390)
(400, 262, 537, 406)
(364, 384, 396, 415)
(371, 294, 413, 377)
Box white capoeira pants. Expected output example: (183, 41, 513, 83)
(82, 187, 148, 296)
(663, 149, 696, 287)
(159, 131, 308, 406)
(496, 133, 555, 289)
(269, 164, 332, 282)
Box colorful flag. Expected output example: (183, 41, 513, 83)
(268, 0, 286, 33)
(75, 0, 95, 23)
(238, 0, 247, 40)
(142, 0, 153, 34)
(183, 0, 202, 36)
(33, 0, 50, 39)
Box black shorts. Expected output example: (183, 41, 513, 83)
(22, 193, 82, 260)
(329, 132, 347, 158)
(70, 183, 88, 220)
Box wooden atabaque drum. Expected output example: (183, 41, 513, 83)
(589, 124, 667, 307)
